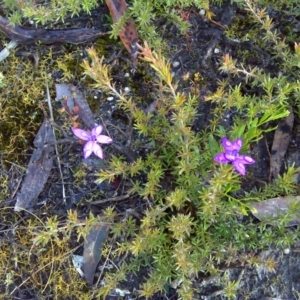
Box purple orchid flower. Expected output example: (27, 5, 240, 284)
(214, 137, 255, 175)
(72, 125, 112, 159)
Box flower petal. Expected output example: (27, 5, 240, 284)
(91, 143, 104, 159)
(83, 141, 95, 158)
(224, 153, 236, 161)
(91, 125, 103, 137)
(236, 155, 255, 165)
(97, 135, 113, 144)
(72, 127, 91, 141)
(221, 137, 242, 152)
(232, 160, 246, 175)
(214, 153, 230, 164)
(232, 138, 243, 151)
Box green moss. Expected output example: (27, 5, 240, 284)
(0, 46, 84, 166)
(0, 210, 95, 299)
(0, 55, 45, 163)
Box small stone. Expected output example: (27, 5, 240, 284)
(172, 61, 180, 68)
(283, 248, 290, 254)
(124, 87, 130, 92)
(214, 48, 220, 54)
(199, 9, 206, 16)
(107, 97, 114, 101)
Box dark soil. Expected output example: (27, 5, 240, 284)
(1, 1, 300, 299)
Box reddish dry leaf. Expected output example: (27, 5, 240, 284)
(14, 118, 54, 211)
(250, 196, 300, 227)
(105, 0, 139, 58)
(270, 108, 294, 179)
(83, 223, 109, 285)
(55, 83, 96, 129)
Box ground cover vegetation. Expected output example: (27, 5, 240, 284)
(0, 0, 300, 299)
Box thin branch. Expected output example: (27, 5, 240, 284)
(45, 79, 66, 203)
(90, 193, 130, 205)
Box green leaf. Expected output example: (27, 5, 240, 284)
(258, 107, 289, 126)
(233, 124, 246, 139)
(208, 134, 220, 156)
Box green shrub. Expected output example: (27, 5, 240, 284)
(82, 30, 299, 297)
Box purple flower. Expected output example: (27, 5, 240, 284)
(72, 125, 112, 159)
(214, 137, 255, 176)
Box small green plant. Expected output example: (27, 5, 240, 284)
(81, 31, 300, 297)
(2, 0, 99, 25)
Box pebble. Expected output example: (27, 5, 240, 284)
(199, 9, 206, 16)
(107, 96, 114, 101)
(172, 61, 180, 68)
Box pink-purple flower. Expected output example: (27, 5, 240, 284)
(214, 137, 255, 175)
(72, 125, 112, 159)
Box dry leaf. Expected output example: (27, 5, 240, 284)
(105, 0, 139, 58)
(55, 84, 96, 129)
(270, 108, 294, 179)
(0, 16, 106, 44)
(249, 196, 300, 227)
(14, 118, 54, 211)
(83, 223, 109, 285)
